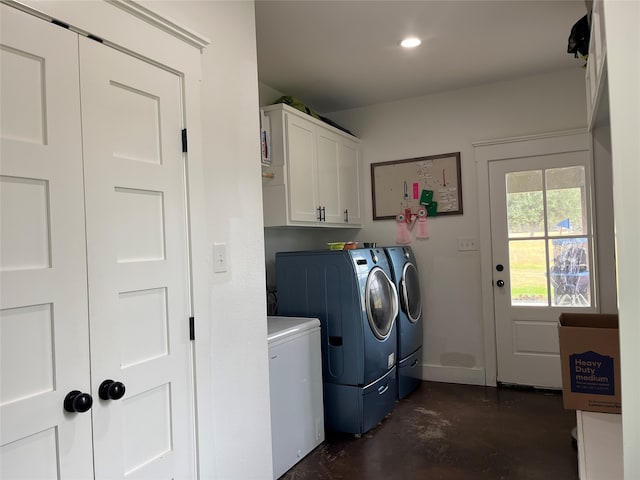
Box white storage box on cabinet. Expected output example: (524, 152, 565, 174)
(261, 104, 362, 227)
(267, 316, 324, 479)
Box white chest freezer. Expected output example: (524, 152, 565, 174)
(267, 316, 324, 479)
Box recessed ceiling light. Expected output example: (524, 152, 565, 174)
(400, 37, 421, 48)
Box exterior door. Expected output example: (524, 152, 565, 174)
(79, 37, 194, 479)
(0, 7, 94, 478)
(489, 151, 596, 388)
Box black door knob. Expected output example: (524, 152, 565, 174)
(496, 264, 504, 272)
(64, 390, 93, 413)
(99, 379, 126, 401)
(496, 279, 505, 288)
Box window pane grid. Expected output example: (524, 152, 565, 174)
(505, 166, 592, 308)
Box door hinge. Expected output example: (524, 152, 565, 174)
(182, 129, 188, 153)
(51, 19, 70, 29)
(87, 34, 104, 43)
(189, 316, 195, 341)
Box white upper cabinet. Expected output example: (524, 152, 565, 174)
(262, 104, 362, 228)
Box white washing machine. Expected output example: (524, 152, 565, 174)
(267, 316, 324, 479)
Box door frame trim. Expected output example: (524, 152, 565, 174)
(473, 129, 590, 386)
(2, 0, 210, 51)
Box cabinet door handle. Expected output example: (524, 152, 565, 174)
(316, 206, 322, 221)
(321, 206, 326, 222)
(344, 209, 349, 223)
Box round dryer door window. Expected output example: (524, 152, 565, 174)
(365, 267, 398, 340)
(401, 263, 422, 323)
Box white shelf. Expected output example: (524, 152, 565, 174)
(576, 410, 623, 480)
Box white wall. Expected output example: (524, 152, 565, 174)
(315, 68, 590, 385)
(604, 1, 640, 477)
(259, 81, 284, 107)
(140, 2, 273, 479)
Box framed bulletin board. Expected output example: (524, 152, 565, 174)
(371, 152, 463, 219)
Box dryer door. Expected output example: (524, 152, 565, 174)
(401, 263, 422, 323)
(365, 267, 398, 340)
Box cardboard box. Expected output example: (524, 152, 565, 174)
(558, 313, 621, 414)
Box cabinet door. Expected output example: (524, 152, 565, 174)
(286, 113, 319, 223)
(339, 139, 362, 225)
(317, 129, 343, 224)
(79, 37, 195, 480)
(0, 6, 94, 478)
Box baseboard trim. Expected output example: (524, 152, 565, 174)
(421, 364, 487, 386)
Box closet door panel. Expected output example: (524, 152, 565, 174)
(79, 37, 195, 480)
(0, 5, 93, 479)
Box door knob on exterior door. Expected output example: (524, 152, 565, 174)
(99, 379, 126, 401)
(64, 390, 93, 413)
(496, 279, 505, 288)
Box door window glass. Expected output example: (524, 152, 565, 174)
(505, 166, 591, 307)
(507, 170, 543, 237)
(508, 239, 548, 305)
(549, 238, 591, 306)
(546, 167, 587, 235)
(366, 268, 396, 339)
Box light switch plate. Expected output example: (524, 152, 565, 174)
(213, 243, 227, 272)
(458, 237, 479, 251)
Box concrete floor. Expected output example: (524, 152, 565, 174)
(281, 381, 578, 480)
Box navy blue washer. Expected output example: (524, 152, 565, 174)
(384, 246, 424, 399)
(276, 248, 398, 434)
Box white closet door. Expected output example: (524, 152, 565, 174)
(78, 37, 195, 479)
(0, 5, 94, 479)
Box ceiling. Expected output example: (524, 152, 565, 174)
(254, 0, 588, 113)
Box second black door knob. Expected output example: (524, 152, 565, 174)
(99, 379, 126, 401)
